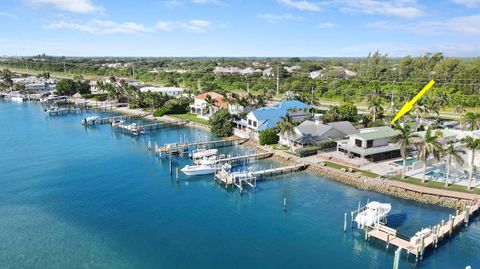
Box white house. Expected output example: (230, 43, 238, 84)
(190, 92, 228, 119)
(140, 86, 184, 97)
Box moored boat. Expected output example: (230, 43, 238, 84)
(355, 201, 391, 228)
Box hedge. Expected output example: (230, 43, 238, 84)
(259, 128, 279, 145)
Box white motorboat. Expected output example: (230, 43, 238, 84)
(194, 156, 218, 165)
(127, 123, 145, 135)
(191, 149, 218, 159)
(354, 201, 391, 228)
(410, 228, 432, 244)
(82, 116, 100, 125)
(10, 95, 24, 102)
(181, 164, 219, 176)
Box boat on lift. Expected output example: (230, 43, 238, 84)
(191, 148, 218, 159)
(354, 201, 391, 228)
(181, 163, 231, 176)
(82, 116, 100, 125)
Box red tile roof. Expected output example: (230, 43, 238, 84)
(195, 92, 228, 109)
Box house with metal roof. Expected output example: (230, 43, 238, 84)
(336, 126, 401, 162)
(279, 120, 358, 147)
(233, 100, 311, 139)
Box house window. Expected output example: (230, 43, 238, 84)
(366, 140, 373, 148)
(355, 139, 362, 147)
(248, 119, 252, 126)
(253, 121, 257, 127)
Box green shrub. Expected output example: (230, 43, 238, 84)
(153, 107, 168, 117)
(259, 128, 279, 145)
(209, 109, 232, 137)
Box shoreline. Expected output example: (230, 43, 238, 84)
(110, 105, 478, 209)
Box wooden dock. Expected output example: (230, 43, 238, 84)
(361, 202, 480, 260)
(156, 137, 249, 157)
(215, 163, 308, 192)
(82, 114, 149, 125)
(214, 152, 273, 165)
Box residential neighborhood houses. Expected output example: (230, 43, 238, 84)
(190, 92, 228, 119)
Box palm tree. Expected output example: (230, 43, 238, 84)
(417, 128, 443, 183)
(367, 96, 383, 123)
(443, 141, 465, 187)
(204, 94, 216, 116)
(278, 114, 296, 153)
(462, 112, 480, 131)
(454, 102, 466, 114)
(392, 124, 419, 179)
(462, 136, 480, 190)
(412, 102, 429, 131)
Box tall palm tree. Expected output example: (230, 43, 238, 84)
(204, 94, 216, 116)
(462, 112, 480, 131)
(412, 102, 429, 131)
(454, 102, 466, 114)
(278, 114, 296, 153)
(443, 141, 465, 187)
(392, 124, 419, 179)
(462, 136, 480, 190)
(418, 128, 443, 183)
(367, 96, 384, 123)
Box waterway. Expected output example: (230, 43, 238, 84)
(0, 101, 478, 269)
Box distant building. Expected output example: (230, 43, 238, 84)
(336, 126, 401, 162)
(279, 120, 358, 148)
(234, 100, 311, 139)
(11, 76, 55, 93)
(190, 92, 228, 119)
(140, 86, 184, 97)
(263, 67, 274, 77)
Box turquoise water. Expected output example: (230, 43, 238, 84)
(427, 171, 447, 179)
(395, 158, 418, 166)
(0, 101, 479, 269)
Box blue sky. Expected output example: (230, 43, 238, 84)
(1, 0, 480, 57)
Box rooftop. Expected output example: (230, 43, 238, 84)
(353, 126, 400, 140)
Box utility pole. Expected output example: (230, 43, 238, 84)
(63, 60, 66, 73)
(311, 86, 315, 106)
(247, 82, 250, 93)
(276, 66, 280, 95)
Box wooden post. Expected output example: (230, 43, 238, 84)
(176, 168, 180, 182)
(364, 226, 368, 241)
(283, 197, 287, 212)
(344, 212, 347, 233)
(449, 215, 454, 235)
(350, 212, 354, 229)
(464, 206, 470, 227)
(386, 233, 390, 250)
(169, 160, 173, 175)
(393, 247, 401, 269)
(420, 235, 425, 259)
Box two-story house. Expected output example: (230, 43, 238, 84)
(336, 126, 401, 162)
(189, 92, 228, 119)
(234, 100, 311, 139)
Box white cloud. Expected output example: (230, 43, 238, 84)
(155, 19, 213, 33)
(47, 20, 150, 35)
(258, 13, 303, 23)
(452, 0, 480, 7)
(277, 0, 322, 11)
(0, 12, 18, 19)
(338, 0, 422, 19)
(368, 14, 480, 35)
(25, 0, 102, 13)
(318, 22, 335, 28)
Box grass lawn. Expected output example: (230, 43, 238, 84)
(390, 175, 480, 195)
(170, 113, 210, 126)
(323, 161, 379, 178)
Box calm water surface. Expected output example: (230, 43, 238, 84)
(0, 101, 478, 269)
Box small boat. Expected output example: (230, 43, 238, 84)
(355, 201, 391, 228)
(191, 149, 218, 159)
(181, 164, 219, 176)
(127, 123, 145, 136)
(410, 228, 432, 244)
(10, 95, 24, 102)
(82, 116, 100, 125)
(194, 156, 218, 165)
(111, 119, 124, 126)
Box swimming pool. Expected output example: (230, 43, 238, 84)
(426, 170, 447, 179)
(394, 158, 417, 166)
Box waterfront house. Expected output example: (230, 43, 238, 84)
(140, 86, 184, 97)
(189, 92, 228, 119)
(336, 126, 401, 162)
(234, 100, 311, 139)
(279, 120, 358, 148)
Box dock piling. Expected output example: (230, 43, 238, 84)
(393, 248, 401, 269)
(464, 206, 470, 227)
(175, 168, 180, 182)
(169, 160, 173, 175)
(283, 197, 287, 212)
(344, 212, 347, 233)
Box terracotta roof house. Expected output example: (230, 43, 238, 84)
(190, 92, 228, 119)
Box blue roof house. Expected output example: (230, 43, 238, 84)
(233, 100, 311, 139)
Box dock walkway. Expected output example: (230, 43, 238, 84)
(156, 137, 249, 157)
(363, 202, 480, 260)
